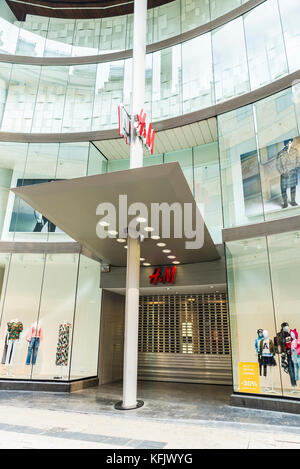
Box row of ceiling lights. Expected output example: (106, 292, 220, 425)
(99, 219, 180, 266)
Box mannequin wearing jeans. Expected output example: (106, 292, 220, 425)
(291, 329, 300, 382)
(26, 322, 43, 366)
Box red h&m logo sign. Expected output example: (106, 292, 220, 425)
(149, 266, 176, 285)
(118, 104, 155, 155)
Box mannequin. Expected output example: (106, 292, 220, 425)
(5, 318, 23, 376)
(26, 321, 43, 366)
(255, 329, 264, 376)
(291, 329, 300, 384)
(275, 322, 297, 390)
(259, 330, 277, 392)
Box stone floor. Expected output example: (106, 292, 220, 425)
(0, 381, 300, 448)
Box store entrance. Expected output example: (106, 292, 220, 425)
(99, 288, 232, 387)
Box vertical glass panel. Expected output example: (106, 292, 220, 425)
(13, 143, 59, 242)
(244, 0, 288, 89)
(210, 0, 242, 20)
(70, 255, 101, 380)
(164, 148, 193, 192)
(99, 16, 127, 52)
(31, 66, 69, 133)
(16, 15, 48, 56)
(181, 0, 210, 33)
(226, 238, 282, 396)
(182, 34, 214, 114)
(218, 105, 264, 227)
(143, 154, 163, 166)
(1, 64, 41, 133)
(107, 159, 130, 173)
(72, 19, 100, 56)
(0, 18, 19, 54)
(255, 88, 300, 221)
(93, 60, 124, 130)
(212, 18, 250, 103)
(62, 64, 96, 132)
(152, 45, 182, 121)
(31, 253, 79, 380)
(44, 18, 75, 57)
(0, 142, 28, 241)
(278, 0, 300, 72)
(194, 142, 223, 243)
(87, 144, 108, 176)
(0, 253, 45, 380)
(0, 63, 12, 128)
(153, 0, 181, 42)
(268, 231, 300, 397)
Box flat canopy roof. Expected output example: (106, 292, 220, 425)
(12, 162, 219, 267)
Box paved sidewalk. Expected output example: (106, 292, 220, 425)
(0, 403, 299, 449)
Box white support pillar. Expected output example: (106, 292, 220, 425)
(116, 0, 147, 410)
(122, 236, 141, 409)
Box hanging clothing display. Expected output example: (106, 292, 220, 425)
(255, 329, 264, 376)
(26, 338, 40, 366)
(275, 322, 296, 387)
(55, 323, 71, 367)
(26, 323, 43, 342)
(1, 321, 23, 365)
(291, 329, 300, 382)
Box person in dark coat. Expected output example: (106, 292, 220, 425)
(276, 138, 300, 208)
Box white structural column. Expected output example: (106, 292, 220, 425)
(121, 0, 147, 409)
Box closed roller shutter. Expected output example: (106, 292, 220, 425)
(138, 293, 232, 385)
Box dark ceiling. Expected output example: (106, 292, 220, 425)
(6, 0, 174, 20)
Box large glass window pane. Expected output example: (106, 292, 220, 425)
(31, 253, 79, 380)
(194, 142, 223, 243)
(152, 45, 182, 121)
(182, 34, 214, 114)
(92, 61, 124, 130)
(87, 144, 108, 176)
(13, 143, 59, 242)
(212, 18, 250, 103)
(1, 64, 41, 133)
(164, 148, 193, 193)
(255, 88, 300, 221)
(268, 231, 300, 397)
(0, 142, 28, 241)
(278, 0, 300, 72)
(16, 15, 48, 56)
(44, 18, 75, 57)
(181, 0, 210, 33)
(0, 18, 19, 54)
(226, 237, 283, 396)
(153, 0, 181, 42)
(218, 105, 264, 227)
(99, 16, 127, 52)
(210, 0, 242, 20)
(0, 253, 45, 380)
(70, 255, 101, 380)
(72, 19, 100, 56)
(62, 64, 96, 132)
(244, 0, 288, 89)
(0, 63, 12, 128)
(31, 66, 69, 133)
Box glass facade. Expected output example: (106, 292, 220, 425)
(218, 83, 300, 228)
(227, 230, 300, 398)
(0, 1, 298, 132)
(0, 1, 257, 57)
(0, 252, 101, 381)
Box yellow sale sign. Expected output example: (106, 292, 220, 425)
(239, 362, 260, 393)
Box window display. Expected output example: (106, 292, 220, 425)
(55, 322, 72, 368)
(25, 321, 43, 365)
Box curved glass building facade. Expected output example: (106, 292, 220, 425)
(0, 0, 299, 409)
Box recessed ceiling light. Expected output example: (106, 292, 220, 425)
(163, 249, 171, 254)
(117, 238, 126, 243)
(99, 221, 109, 227)
(144, 226, 154, 232)
(172, 261, 180, 264)
(136, 217, 147, 223)
(151, 235, 160, 240)
(157, 242, 166, 247)
(108, 230, 118, 236)
(140, 257, 146, 261)
(143, 262, 151, 266)
(168, 255, 176, 259)
(124, 246, 128, 249)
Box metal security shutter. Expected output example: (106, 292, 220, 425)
(138, 293, 232, 385)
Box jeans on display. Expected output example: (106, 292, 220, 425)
(26, 337, 40, 365)
(5, 340, 16, 365)
(287, 352, 297, 387)
(293, 355, 300, 382)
